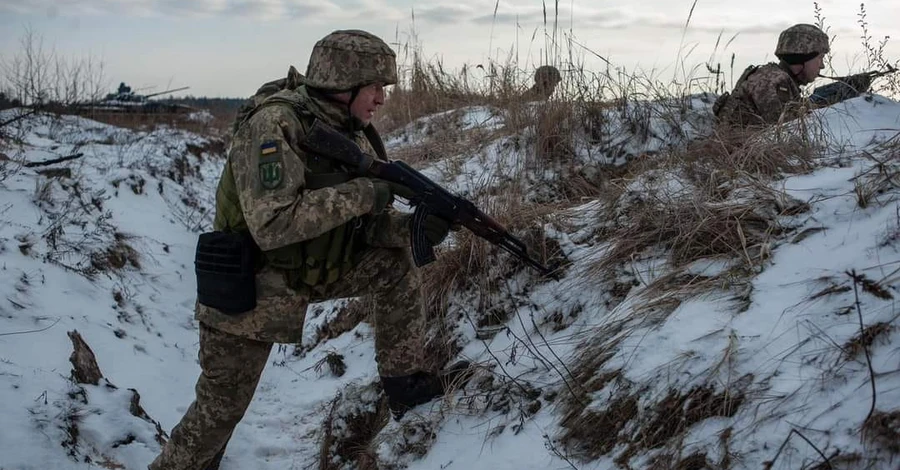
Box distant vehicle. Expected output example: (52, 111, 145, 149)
(79, 83, 194, 114)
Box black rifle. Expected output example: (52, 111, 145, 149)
(300, 119, 555, 277)
(811, 65, 897, 106)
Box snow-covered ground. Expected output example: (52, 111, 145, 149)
(0, 93, 898, 470)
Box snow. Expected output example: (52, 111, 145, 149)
(1, 93, 899, 470)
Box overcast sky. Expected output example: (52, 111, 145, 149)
(1, 0, 899, 98)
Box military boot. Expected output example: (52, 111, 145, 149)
(381, 360, 472, 420)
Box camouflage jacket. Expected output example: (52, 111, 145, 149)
(196, 85, 410, 342)
(715, 63, 806, 128)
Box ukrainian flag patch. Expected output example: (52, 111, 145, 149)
(260, 141, 278, 155)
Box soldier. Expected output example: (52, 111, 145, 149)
(150, 29, 466, 470)
(714, 24, 829, 128)
(523, 65, 562, 100)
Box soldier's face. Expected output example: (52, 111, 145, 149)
(350, 83, 386, 125)
(800, 53, 825, 84)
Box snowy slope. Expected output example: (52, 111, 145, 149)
(0, 94, 898, 470)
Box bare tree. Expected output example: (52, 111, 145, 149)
(0, 27, 107, 181)
(0, 26, 107, 108)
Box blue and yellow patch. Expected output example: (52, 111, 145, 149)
(261, 141, 278, 156)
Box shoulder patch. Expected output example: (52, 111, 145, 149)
(259, 140, 283, 189)
(261, 141, 278, 155)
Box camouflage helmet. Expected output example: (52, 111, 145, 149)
(305, 30, 398, 92)
(775, 24, 830, 57)
(534, 65, 562, 85)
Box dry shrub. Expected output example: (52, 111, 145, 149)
(589, 128, 817, 281)
(593, 194, 783, 278)
(420, 227, 507, 329)
(862, 410, 900, 454)
(557, 338, 629, 459)
(319, 385, 390, 470)
(559, 374, 637, 460)
(609, 382, 746, 468)
(387, 110, 496, 168)
(531, 101, 582, 174)
(692, 126, 818, 179)
(808, 453, 868, 470)
(647, 451, 712, 470)
(630, 384, 745, 452)
(842, 322, 894, 360)
(311, 351, 347, 378)
(90, 237, 141, 272)
(319, 383, 441, 470)
(559, 345, 749, 465)
(376, 57, 488, 134)
(77, 108, 231, 138)
(561, 392, 639, 459)
(853, 142, 900, 213)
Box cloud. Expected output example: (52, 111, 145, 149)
(0, 0, 355, 20)
(464, 5, 800, 35)
(413, 5, 473, 24)
(471, 11, 541, 26)
(0, 0, 875, 37)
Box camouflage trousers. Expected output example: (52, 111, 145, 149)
(149, 247, 426, 470)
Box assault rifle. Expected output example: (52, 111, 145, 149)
(810, 65, 897, 106)
(300, 119, 556, 277)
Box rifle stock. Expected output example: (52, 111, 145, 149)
(300, 119, 556, 277)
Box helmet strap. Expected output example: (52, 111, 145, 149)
(346, 86, 365, 131)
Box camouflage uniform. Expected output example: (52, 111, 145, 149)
(714, 24, 830, 129)
(150, 30, 430, 470)
(713, 63, 804, 128)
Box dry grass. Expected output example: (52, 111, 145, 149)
(559, 384, 638, 460)
(588, 125, 818, 285)
(630, 384, 745, 452)
(319, 385, 391, 470)
(559, 314, 752, 465)
(647, 452, 712, 470)
(375, 48, 491, 134)
(387, 112, 496, 167)
(76, 108, 234, 139)
(596, 197, 780, 275)
(842, 322, 894, 360)
(557, 333, 627, 459)
(862, 410, 900, 454)
(90, 235, 141, 273)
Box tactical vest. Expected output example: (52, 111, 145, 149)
(713, 64, 760, 118)
(214, 83, 388, 288)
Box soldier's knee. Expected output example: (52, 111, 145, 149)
(376, 247, 414, 274)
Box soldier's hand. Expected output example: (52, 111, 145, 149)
(382, 180, 416, 201)
(423, 214, 451, 246)
(371, 180, 395, 214)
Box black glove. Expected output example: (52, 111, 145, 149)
(423, 215, 451, 246)
(371, 180, 395, 214)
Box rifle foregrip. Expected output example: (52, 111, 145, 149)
(410, 206, 436, 267)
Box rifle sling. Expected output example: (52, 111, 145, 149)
(300, 119, 376, 175)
